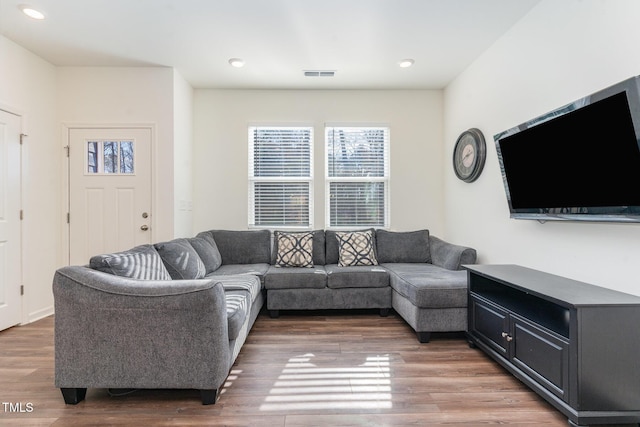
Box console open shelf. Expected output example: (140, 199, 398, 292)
(465, 264, 640, 427)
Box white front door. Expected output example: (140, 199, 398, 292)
(68, 127, 152, 265)
(0, 110, 22, 331)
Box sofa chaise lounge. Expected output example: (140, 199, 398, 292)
(53, 228, 475, 405)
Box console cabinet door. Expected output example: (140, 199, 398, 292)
(511, 315, 569, 403)
(470, 296, 510, 357)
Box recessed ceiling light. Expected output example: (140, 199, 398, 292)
(399, 59, 415, 68)
(19, 5, 45, 20)
(228, 58, 245, 68)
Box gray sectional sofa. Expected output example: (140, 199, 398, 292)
(53, 228, 475, 405)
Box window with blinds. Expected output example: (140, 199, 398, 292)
(249, 126, 313, 228)
(326, 126, 390, 228)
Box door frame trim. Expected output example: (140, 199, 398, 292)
(0, 105, 25, 326)
(62, 123, 157, 265)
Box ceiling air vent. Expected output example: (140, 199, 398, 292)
(304, 70, 335, 77)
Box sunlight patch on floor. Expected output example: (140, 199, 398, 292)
(260, 353, 392, 411)
(220, 369, 243, 396)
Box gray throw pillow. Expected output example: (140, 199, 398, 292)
(336, 230, 379, 267)
(90, 244, 171, 280)
(376, 229, 431, 263)
(155, 239, 206, 280)
(274, 231, 314, 268)
(188, 236, 222, 274)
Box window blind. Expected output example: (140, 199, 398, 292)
(326, 126, 390, 228)
(249, 127, 313, 228)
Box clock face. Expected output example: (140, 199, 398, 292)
(453, 128, 486, 183)
(461, 143, 475, 168)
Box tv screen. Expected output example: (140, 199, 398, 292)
(494, 76, 640, 222)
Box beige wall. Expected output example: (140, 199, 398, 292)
(57, 66, 177, 243)
(0, 36, 58, 322)
(444, 0, 640, 295)
(173, 71, 195, 237)
(193, 89, 444, 234)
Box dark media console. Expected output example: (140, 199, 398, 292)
(466, 264, 640, 427)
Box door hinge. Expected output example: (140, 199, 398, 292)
(20, 285, 24, 296)
(67, 212, 70, 224)
(65, 145, 70, 157)
(20, 210, 24, 220)
(20, 133, 27, 145)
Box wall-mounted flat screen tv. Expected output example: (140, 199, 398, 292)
(494, 75, 640, 222)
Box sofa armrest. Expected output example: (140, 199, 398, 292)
(53, 266, 231, 391)
(429, 236, 477, 271)
(54, 265, 219, 298)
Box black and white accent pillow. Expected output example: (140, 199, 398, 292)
(336, 230, 378, 267)
(275, 231, 314, 268)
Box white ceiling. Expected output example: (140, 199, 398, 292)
(0, 0, 540, 89)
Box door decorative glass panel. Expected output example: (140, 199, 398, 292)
(86, 140, 135, 174)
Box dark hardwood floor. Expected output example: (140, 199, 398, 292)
(0, 311, 569, 426)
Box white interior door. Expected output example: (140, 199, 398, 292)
(68, 127, 152, 265)
(0, 110, 22, 331)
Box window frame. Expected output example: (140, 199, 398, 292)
(248, 125, 314, 229)
(324, 125, 390, 230)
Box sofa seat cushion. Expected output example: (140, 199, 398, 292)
(208, 274, 262, 303)
(383, 263, 468, 308)
(264, 266, 327, 290)
(209, 263, 270, 282)
(225, 290, 251, 340)
(325, 264, 389, 289)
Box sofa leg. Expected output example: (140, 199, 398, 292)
(60, 387, 87, 404)
(200, 389, 218, 405)
(417, 331, 431, 343)
(379, 308, 390, 317)
(269, 310, 280, 318)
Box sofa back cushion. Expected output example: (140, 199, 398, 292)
(155, 238, 206, 280)
(89, 244, 171, 280)
(325, 228, 375, 265)
(189, 235, 222, 274)
(376, 229, 431, 264)
(208, 229, 271, 265)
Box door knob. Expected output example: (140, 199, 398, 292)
(140, 225, 149, 231)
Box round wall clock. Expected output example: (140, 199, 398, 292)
(453, 128, 486, 183)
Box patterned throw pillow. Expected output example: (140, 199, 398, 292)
(275, 231, 314, 268)
(336, 230, 378, 267)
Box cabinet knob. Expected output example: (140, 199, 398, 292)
(501, 332, 513, 342)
